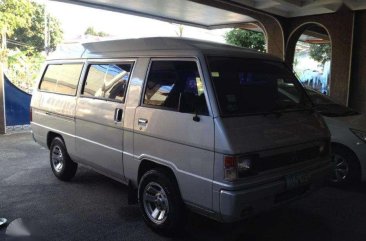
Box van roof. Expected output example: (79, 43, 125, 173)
(48, 37, 281, 61)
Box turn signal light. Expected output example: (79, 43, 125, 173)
(224, 156, 237, 181)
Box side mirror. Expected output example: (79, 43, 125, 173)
(178, 92, 201, 122)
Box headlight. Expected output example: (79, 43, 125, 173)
(350, 129, 366, 143)
(224, 155, 256, 181)
(237, 158, 252, 175)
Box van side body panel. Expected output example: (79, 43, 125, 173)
(31, 95, 78, 161)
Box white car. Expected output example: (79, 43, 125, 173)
(306, 88, 366, 184)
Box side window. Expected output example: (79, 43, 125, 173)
(39, 64, 83, 95)
(143, 60, 208, 115)
(82, 63, 132, 102)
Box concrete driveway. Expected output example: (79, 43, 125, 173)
(1, 133, 366, 241)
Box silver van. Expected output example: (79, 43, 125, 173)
(31, 37, 331, 233)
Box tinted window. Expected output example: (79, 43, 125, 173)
(83, 63, 132, 102)
(144, 61, 208, 115)
(207, 57, 312, 116)
(40, 64, 83, 95)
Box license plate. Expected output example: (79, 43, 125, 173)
(285, 173, 311, 190)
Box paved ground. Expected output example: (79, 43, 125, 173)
(0, 133, 366, 241)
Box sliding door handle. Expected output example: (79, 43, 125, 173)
(138, 118, 148, 125)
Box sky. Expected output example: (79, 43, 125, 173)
(33, 0, 230, 43)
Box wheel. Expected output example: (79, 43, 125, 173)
(331, 145, 361, 185)
(50, 137, 78, 181)
(138, 169, 185, 235)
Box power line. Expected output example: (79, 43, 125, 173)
(6, 39, 36, 49)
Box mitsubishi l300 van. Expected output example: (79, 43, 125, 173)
(31, 37, 331, 234)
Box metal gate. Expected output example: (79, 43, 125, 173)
(4, 75, 31, 127)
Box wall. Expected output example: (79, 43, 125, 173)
(282, 6, 354, 106)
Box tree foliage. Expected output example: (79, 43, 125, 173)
(11, 2, 63, 54)
(7, 51, 45, 92)
(0, 0, 63, 93)
(224, 28, 266, 52)
(0, 0, 33, 62)
(85, 27, 109, 37)
(309, 44, 331, 64)
(0, 0, 33, 37)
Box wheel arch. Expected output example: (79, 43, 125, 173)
(47, 131, 64, 149)
(137, 159, 183, 198)
(138, 159, 178, 185)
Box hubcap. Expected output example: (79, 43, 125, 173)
(332, 154, 349, 183)
(143, 182, 169, 224)
(51, 145, 64, 173)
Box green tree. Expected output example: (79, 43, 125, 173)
(11, 2, 63, 55)
(7, 51, 45, 92)
(309, 44, 331, 64)
(85, 26, 109, 37)
(224, 28, 266, 52)
(0, 0, 33, 62)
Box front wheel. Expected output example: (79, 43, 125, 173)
(138, 169, 185, 235)
(50, 137, 78, 181)
(331, 145, 360, 185)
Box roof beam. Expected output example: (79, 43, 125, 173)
(254, 1, 281, 10)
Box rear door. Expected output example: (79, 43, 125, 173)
(75, 59, 135, 179)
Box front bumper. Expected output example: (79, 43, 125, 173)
(219, 160, 331, 222)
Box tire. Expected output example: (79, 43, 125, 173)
(50, 137, 78, 181)
(331, 145, 361, 185)
(138, 169, 185, 235)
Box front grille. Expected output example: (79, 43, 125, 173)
(253, 146, 321, 173)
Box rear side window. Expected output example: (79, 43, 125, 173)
(39, 64, 83, 95)
(143, 60, 208, 115)
(82, 63, 133, 102)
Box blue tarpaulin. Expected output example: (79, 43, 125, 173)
(4, 75, 31, 126)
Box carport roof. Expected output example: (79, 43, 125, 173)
(52, 0, 366, 28)
(50, 0, 256, 29)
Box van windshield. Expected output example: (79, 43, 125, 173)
(207, 57, 312, 116)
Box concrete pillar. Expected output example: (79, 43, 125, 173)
(0, 64, 5, 134)
(349, 10, 366, 113)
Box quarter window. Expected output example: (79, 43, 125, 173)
(39, 64, 83, 95)
(144, 60, 208, 115)
(82, 63, 133, 102)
